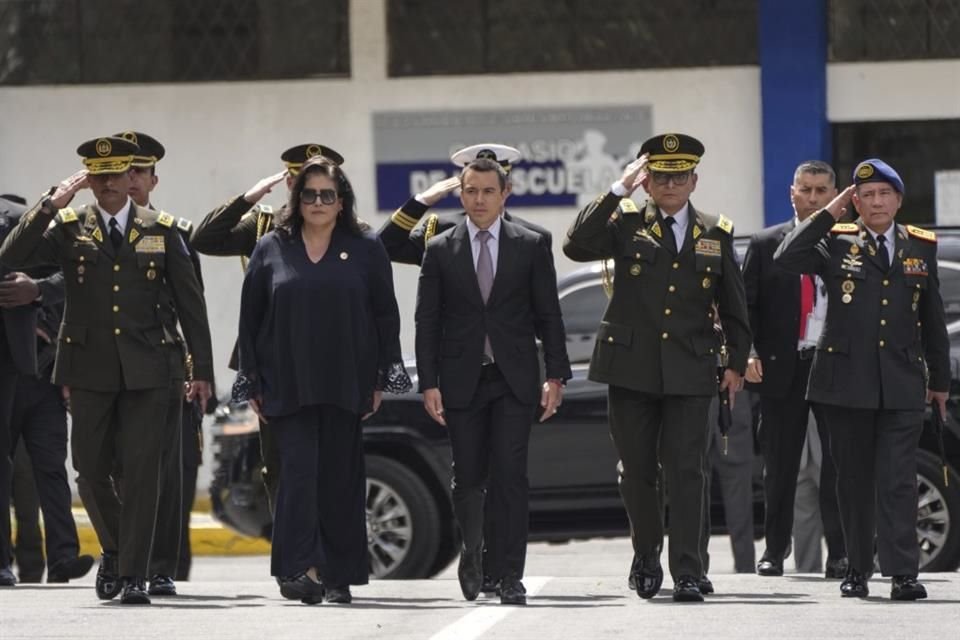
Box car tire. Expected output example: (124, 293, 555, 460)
(916, 449, 960, 572)
(366, 455, 441, 579)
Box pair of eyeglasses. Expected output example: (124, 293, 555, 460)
(300, 188, 338, 205)
(650, 171, 692, 186)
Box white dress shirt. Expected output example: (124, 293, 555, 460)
(466, 215, 501, 276)
(662, 203, 690, 253)
(96, 197, 133, 234)
(865, 223, 896, 267)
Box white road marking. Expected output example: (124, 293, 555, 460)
(429, 576, 552, 640)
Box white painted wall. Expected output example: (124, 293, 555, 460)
(0, 0, 765, 383)
(828, 60, 960, 122)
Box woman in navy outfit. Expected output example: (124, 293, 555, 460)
(235, 157, 410, 604)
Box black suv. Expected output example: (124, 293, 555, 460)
(209, 230, 960, 578)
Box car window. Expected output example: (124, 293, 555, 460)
(939, 262, 960, 324)
(560, 281, 608, 335)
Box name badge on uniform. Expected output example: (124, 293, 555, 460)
(695, 238, 721, 257)
(136, 235, 165, 253)
(903, 257, 928, 276)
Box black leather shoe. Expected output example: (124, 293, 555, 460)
(458, 548, 483, 601)
(95, 553, 122, 600)
(148, 575, 177, 596)
(840, 570, 869, 598)
(698, 575, 714, 595)
(48, 555, 95, 583)
(0, 567, 16, 586)
(757, 556, 784, 576)
(120, 577, 151, 605)
(824, 556, 849, 580)
(279, 573, 324, 602)
(891, 575, 927, 601)
(325, 585, 352, 604)
(629, 553, 664, 599)
(481, 574, 499, 595)
(672, 576, 704, 602)
(499, 575, 527, 606)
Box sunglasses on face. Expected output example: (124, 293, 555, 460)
(650, 171, 692, 186)
(300, 188, 338, 205)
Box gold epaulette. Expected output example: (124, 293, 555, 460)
(618, 198, 639, 214)
(906, 225, 937, 243)
(390, 208, 419, 232)
(424, 213, 439, 243)
(257, 204, 274, 215)
(716, 215, 734, 234)
(830, 223, 859, 234)
(176, 217, 193, 232)
(157, 212, 175, 228)
(57, 208, 78, 223)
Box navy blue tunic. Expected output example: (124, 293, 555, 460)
(238, 227, 403, 418)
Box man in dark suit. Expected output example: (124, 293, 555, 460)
(742, 160, 847, 578)
(564, 134, 751, 602)
(416, 158, 571, 606)
(775, 159, 949, 600)
(0, 136, 214, 605)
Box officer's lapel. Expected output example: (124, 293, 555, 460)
(451, 222, 485, 306)
(83, 206, 115, 259)
(487, 219, 517, 307)
(891, 224, 910, 279)
(648, 211, 677, 256)
(682, 205, 706, 256)
(858, 224, 889, 274)
(115, 203, 140, 260)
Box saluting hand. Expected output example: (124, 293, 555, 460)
(243, 171, 288, 204)
(720, 368, 743, 410)
(419, 177, 461, 206)
(49, 170, 89, 209)
(745, 357, 763, 384)
(616, 153, 649, 195)
(824, 184, 856, 221)
(423, 388, 446, 426)
(539, 381, 563, 423)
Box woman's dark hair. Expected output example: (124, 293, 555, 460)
(276, 156, 362, 236)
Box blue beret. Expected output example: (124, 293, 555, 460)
(853, 158, 904, 194)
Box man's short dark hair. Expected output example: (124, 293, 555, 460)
(793, 160, 836, 186)
(461, 158, 508, 191)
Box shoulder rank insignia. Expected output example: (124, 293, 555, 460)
(258, 204, 274, 215)
(906, 225, 937, 243)
(157, 212, 175, 228)
(177, 217, 193, 232)
(618, 198, 639, 214)
(716, 215, 733, 235)
(424, 213, 440, 243)
(57, 208, 78, 224)
(830, 223, 859, 234)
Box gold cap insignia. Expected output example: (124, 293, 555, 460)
(663, 135, 680, 153)
(120, 131, 138, 145)
(95, 138, 112, 157)
(306, 144, 321, 158)
(856, 163, 875, 180)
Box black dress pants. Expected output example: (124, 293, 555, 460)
(270, 404, 368, 587)
(446, 364, 535, 580)
(820, 405, 922, 577)
(758, 355, 844, 562)
(608, 386, 712, 580)
(149, 392, 189, 579)
(0, 371, 17, 570)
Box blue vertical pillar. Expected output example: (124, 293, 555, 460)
(759, 0, 830, 225)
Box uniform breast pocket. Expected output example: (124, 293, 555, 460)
(623, 237, 658, 264)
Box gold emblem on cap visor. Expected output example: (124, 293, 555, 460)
(663, 135, 680, 152)
(306, 144, 321, 158)
(856, 163, 875, 179)
(121, 131, 138, 144)
(96, 138, 112, 157)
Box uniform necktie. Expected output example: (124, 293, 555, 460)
(475, 229, 495, 362)
(662, 215, 678, 253)
(799, 274, 814, 339)
(876, 234, 890, 269)
(109, 218, 123, 251)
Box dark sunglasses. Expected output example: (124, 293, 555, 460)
(300, 188, 338, 205)
(650, 171, 692, 186)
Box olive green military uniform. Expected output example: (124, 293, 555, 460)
(0, 201, 213, 580)
(564, 193, 751, 580)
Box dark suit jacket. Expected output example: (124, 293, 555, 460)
(1, 198, 64, 376)
(415, 218, 571, 409)
(774, 213, 949, 410)
(741, 219, 807, 398)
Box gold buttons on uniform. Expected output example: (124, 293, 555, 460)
(112, 305, 119, 312)
(607, 336, 614, 343)
(114, 328, 121, 336)
(705, 266, 712, 272)
(880, 319, 886, 326)
(879, 340, 885, 347)
(77, 277, 84, 284)
(662, 332, 669, 340)
(149, 261, 155, 268)
(882, 299, 888, 306)
(882, 279, 889, 286)
(79, 256, 85, 262)
(664, 308, 672, 315)
(672, 262, 679, 269)
(65, 337, 71, 344)
(827, 347, 834, 353)
(77, 265, 85, 275)
(668, 285, 676, 293)
(113, 265, 120, 272)
(146, 269, 157, 280)
(113, 285, 119, 292)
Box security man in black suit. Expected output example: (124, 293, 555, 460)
(379, 144, 554, 265)
(0, 136, 214, 605)
(191, 143, 345, 513)
(416, 158, 571, 606)
(742, 160, 847, 578)
(564, 134, 751, 602)
(117, 130, 206, 594)
(774, 159, 949, 601)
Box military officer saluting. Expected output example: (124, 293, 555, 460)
(774, 159, 949, 601)
(564, 134, 751, 602)
(0, 136, 214, 605)
(378, 143, 552, 265)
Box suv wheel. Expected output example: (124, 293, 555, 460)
(916, 450, 960, 571)
(366, 455, 441, 579)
